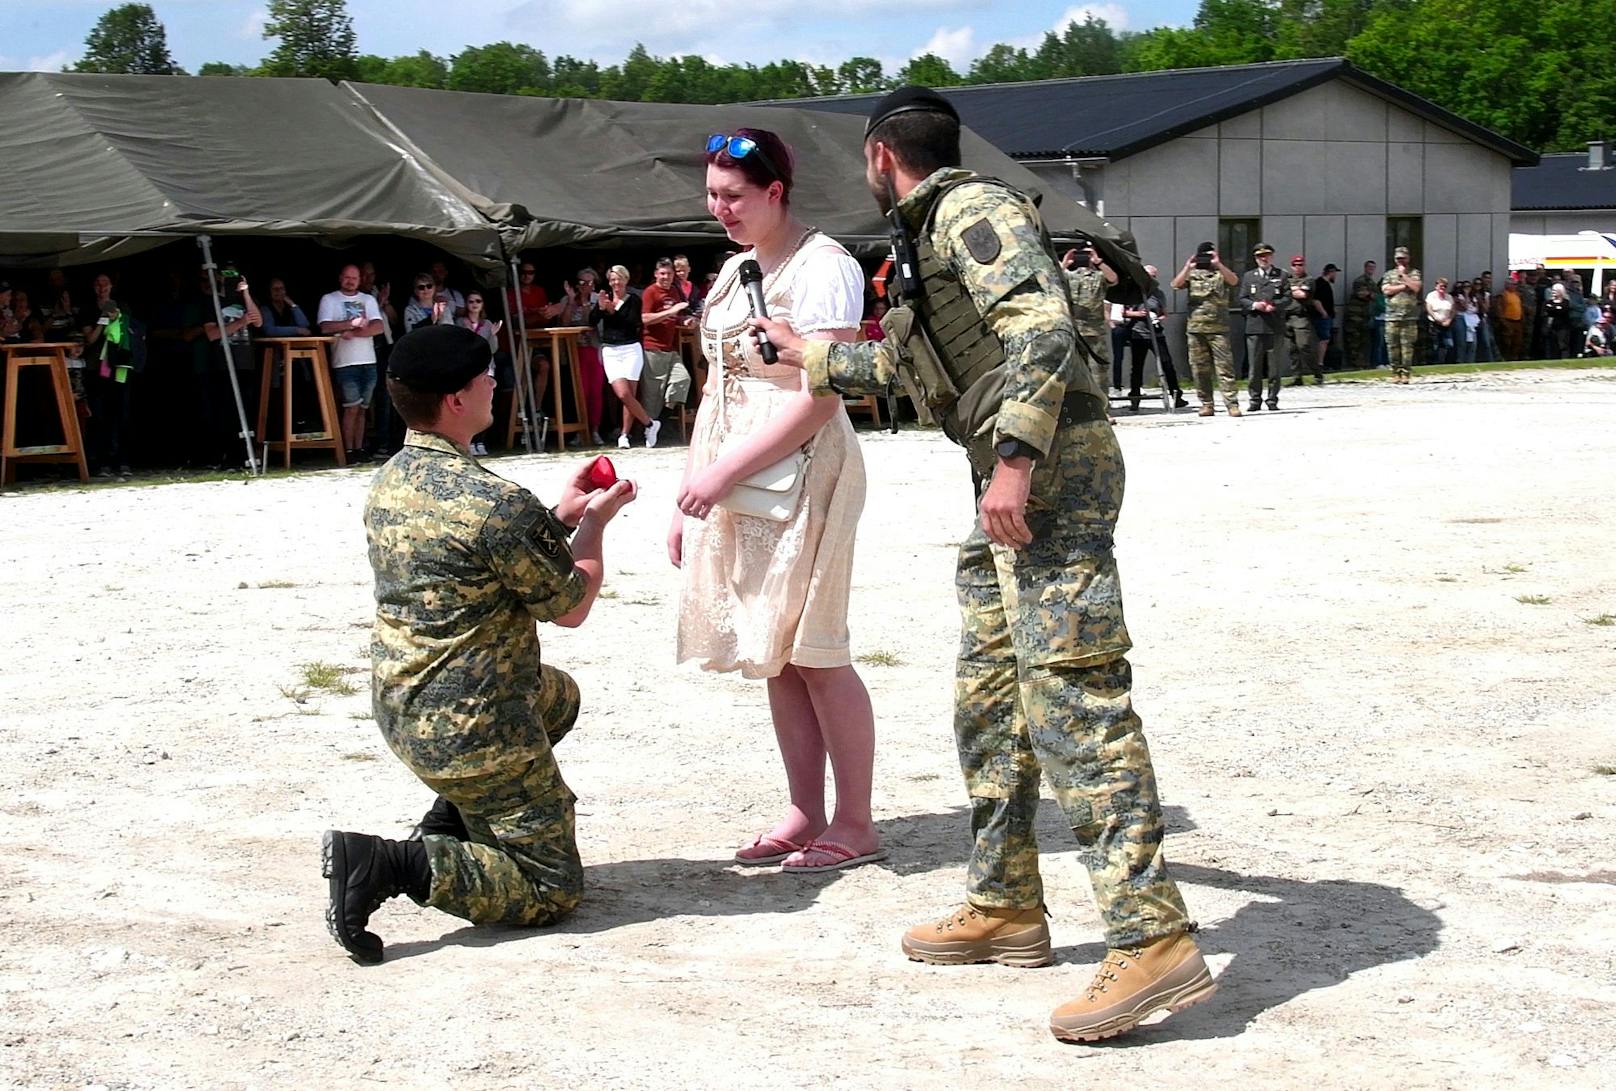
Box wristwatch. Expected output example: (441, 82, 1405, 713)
(994, 438, 1039, 463)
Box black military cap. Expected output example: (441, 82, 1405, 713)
(865, 85, 960, 137)
(387, 324, 491, 393)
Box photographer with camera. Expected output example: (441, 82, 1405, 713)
(1171, 242, 1241, 417)
(1121, 265, 1187, 412)
(1061, 244, 1118, 414)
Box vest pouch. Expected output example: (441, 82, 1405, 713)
(882, 305, 960, 417)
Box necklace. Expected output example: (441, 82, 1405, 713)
(757, 225, 818, 282)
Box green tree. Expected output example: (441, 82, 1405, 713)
(1347, 0, 1616, 151)
(353, 51, 447, 88)
(1273, 0, 1381, 58)
(261, 0, 359, 81)
(73, 4, 184, 74)
(599, 44, 660, 101)
(968, 44, 1034, 85)
(837, 57, 888, 94)
(198, 62, 253, 77)
(551, 55, 602, 98)
(1029, 15, 1125, 78)
(448, 43, 549, 95)
(897, 53, 962, 88)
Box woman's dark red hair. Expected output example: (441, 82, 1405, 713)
(706, 127, 795, 204)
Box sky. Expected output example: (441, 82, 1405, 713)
(1, 0, 1199, 79)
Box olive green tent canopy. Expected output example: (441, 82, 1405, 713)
(0, 72, 502, 270)
(343, 81, 1145, 286)
(0, 72, 1143, 292)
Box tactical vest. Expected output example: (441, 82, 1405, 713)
(880, 176, 1078, 455)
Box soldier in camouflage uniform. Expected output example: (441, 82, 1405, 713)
(322, 324, 637, 965)
(1381, 246, 1422, 383)
(1062, 245, 1118, 408)
(1170, 242, 1241, 416)
(753, 86, 1213, 1045)
(1344, 261, 1378, 371)
(1282, 255, 1319, 386)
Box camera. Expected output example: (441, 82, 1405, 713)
(1194, 242, 1215, 271)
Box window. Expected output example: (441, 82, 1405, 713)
(1387, 217, 1424, 266)
(1219, 219, 1260, 276)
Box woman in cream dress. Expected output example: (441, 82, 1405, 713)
(669, 128, 882, 873)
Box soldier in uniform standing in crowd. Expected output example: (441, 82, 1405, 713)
(1170, 241, 1241, 417)
(322, 324, 637, 965)
(1520, 266, 1543, 359)
(1381, 246, 1422, 383)
(1344, 261, 1378, 371)
(1062, 243, 1119, 413)
(752, 86, 1215, 1045)
(1239, 242, 1287, 411)
(1282, 254, 1318, 387)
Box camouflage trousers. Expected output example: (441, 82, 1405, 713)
(415, 663, 584, 927)
(1385, 320, 1417, 377)
(1185, 331, 1237, 406)
(1343, 316, 1372, 370)
(952, 421, 1190, 948)
(1076, 322, 1112, 399)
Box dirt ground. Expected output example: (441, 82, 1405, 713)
(2, 369, 1613, 1091)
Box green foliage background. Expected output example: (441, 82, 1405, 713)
(71, 0, 1616, 151)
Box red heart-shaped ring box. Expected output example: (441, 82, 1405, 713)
(588, 455, 618, 490)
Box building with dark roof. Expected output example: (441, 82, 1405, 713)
(1511, 144, 1616, 235)
(768, 59, 1537, 345)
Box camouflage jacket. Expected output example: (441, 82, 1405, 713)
(802, 166, 1094, 461)
(1185, 267, 1232, 334)
(1065, 266, 1109, 327)
(1382, 267, 1423, 322)
(365, 430, 585, 778)
(1350, 274, 1380, 303)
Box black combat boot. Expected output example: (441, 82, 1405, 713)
(407, 796, 469, 842)
(322, 831, 432, 965)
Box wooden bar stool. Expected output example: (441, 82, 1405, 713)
(256, 336, 345, 468)
(1, 342, 89, 486)
(506, 326, 593, 452)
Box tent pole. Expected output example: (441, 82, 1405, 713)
(506, 256, 540, 455)
(197, 235, 261, 476)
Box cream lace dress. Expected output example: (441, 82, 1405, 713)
(676, 232, 868, 679)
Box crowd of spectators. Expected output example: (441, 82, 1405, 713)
(0, 251, 726, 479)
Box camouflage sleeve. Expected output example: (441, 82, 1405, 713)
(935, 183, 1073, 458)
(480, 491, 587, 623)
(801, 336, 904, 397)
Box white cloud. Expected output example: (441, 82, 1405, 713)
(914, 26, 976, 68)
(26, 50, 73, 73)
(1054, 3, 1130, 33)
(239, 7, 268, 40)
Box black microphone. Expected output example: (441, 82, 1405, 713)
(737, 259, 778, 364)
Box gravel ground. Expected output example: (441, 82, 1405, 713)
(1, 368, 1613, 1090)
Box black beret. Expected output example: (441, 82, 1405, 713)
(386, 324, 491, 393)
(865, 85, 960, 137)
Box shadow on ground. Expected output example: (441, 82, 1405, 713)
(382, 801, 1442, 1044)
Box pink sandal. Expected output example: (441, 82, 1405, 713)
(780, 839, 888, 874)
(734, 833, 807, 867)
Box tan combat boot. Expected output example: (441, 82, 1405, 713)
(1226, 400, 1243, 417)
(900, 903, 1053, 968)
(1048, 931, 1216, 1042)
(1197, 404, 1215, 418)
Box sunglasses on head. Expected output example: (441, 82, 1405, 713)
(706, 133, 779, 180)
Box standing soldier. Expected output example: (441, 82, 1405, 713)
(1062, 244, 1119, 413)
(1170, 241, 1241, 416)
(753, 86, 1215, 1045)
(1238, 242, 1287, 411)
(1282, 254, 1318, 387)
(321, 324, 638, 964)
(1344, 261, 1378, 370)
(1381, 246, 1423, 383)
